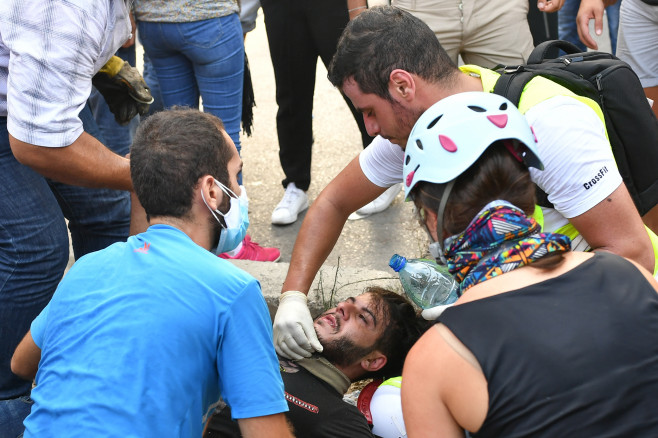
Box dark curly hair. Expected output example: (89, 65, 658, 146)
(365, 286, 431, 380)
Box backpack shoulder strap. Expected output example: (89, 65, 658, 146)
(492, 68, 536, 108)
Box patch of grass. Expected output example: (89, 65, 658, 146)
(317, 256, 342, 311)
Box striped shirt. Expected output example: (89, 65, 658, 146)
(0, 0, 131, 147)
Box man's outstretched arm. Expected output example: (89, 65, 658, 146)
(273, 156, 386, 359)
(282, 156, 385, 294)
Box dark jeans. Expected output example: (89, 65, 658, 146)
(0, 396, 32, 438)
(0, 106, 130, 427)
(260, 0, 373, 191)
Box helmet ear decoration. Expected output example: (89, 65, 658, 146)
(406, 164, 420, 187)
(439, 135, 457, 152)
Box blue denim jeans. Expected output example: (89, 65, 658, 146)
(558, 0, 621, 54)
(0, 107, 130, 404)
(0, 396, 32, 438)
(138, 14, 244, 181)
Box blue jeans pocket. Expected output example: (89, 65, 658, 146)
(176, 18, 224, 49)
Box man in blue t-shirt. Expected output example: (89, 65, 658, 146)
(10, 108, 292, 438)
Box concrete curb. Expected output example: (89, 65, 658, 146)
(227, 260, 403, 317)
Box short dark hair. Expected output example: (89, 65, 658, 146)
(328, 6, 458, 100)
(130, 107, 233, 221)
(366, 286, 431, 380)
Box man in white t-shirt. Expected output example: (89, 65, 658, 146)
(270, 6, 656, 361)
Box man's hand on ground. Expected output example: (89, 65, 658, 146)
(92, 56, 154, 125)
(273, 291, 323, 360)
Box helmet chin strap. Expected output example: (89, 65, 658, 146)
(434, 179, 455, 265)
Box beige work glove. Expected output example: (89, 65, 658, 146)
(92, 56, 154, 125)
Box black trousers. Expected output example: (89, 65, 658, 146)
(261, 0, 373, 191)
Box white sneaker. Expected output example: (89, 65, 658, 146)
(349, 183, 401, 219)
(271, 183, 309, 225)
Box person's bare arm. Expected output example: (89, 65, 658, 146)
(402, 327, 483, 438)
(625, 258, 658, 294)
(570, 184, 654, 273)
(281, 156, 386, 294)
(9, 132, 132, 191)
(237, 413, 294, 438)
(122, 12, 136, 49)
(11, 331, 41, 381)
(347, 0, 367, 20)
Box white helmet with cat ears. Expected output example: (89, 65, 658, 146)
(403, 91, 543, 200)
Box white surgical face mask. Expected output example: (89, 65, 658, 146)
(201, 179, 249, 254)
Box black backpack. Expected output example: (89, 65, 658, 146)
(493, 40, 658, 216)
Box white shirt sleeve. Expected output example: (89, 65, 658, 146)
(358, 135, 405, 188)
(526, 96, 622, 219)
(0, 0, 131, 147)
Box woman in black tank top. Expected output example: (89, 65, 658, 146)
(399, 92, 658, 437)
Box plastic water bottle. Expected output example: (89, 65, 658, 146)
(389, 254, 459, 309)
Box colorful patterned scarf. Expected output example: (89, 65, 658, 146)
(445, 201, 572, 294)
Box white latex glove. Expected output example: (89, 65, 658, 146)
(273, 291, 323, 360)
(421, 303, 455, 321)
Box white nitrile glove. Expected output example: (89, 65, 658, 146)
(421, 303, 455, 321)
(273, 291, 323, 360)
